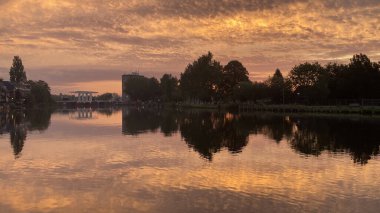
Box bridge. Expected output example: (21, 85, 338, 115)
(56, 91, 98, 104)
(70, 91, 98, 103)
(56, 90, 123, 108)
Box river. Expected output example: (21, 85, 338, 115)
(0, 108, 379, 212)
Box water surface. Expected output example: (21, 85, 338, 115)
(0, 108, 379, 212)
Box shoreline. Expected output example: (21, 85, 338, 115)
(175, 103, 380, 116)
(239, 104, 380, 115)
(5, 102, 380, 116)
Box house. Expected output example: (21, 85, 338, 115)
(0, 81, 15, 103)
(0, 81, 31, 104)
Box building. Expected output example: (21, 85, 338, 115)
(0, 81, 31, 104)
(0, 81, 16, 103)
(122, 72, 143, 102)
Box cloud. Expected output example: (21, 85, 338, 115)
(127, 0, 306, 17)
(0, 0, 379, 94)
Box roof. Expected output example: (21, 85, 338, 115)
(0, 81, 16, 91)
(122, 72, 142, 77)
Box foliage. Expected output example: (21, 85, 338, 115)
(97, 93, 113, 101)
(26, 80, 54, 107)
(288, 62, 329, 104)
(180, 52, 223, 101)
(221, 60, 250, 98)
(97, 93, 119, 101)
(124, 76, 161, 101)
(268, 69, 292, 104)
(160, 74, 180, 102)
(345, 54, 380, 99)
(251, 82, 271, 101)
(122, 53, 380, 105)
(9, 56, 27, 83)
(232, 81, 254, 102)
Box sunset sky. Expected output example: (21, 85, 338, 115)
(1, 0, 379, 94)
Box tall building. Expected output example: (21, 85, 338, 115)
(122, 72, 143, 102)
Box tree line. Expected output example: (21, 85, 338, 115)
(124, 52, 380, 105)
(3, 56, 54, 107)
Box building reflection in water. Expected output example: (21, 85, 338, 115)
(69, 108, 95, 120)
(0, 109, 52, 158)
(59, 108, 119, 120)
(122, 108, 380, 164)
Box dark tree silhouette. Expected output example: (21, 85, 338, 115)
(9, 56, 27, 83)
(288, 62, 329, 104)
(180, 52, 223, 102)
(97, 93, 114, 101)
(269, 69, 292, 104)
(160, 74, 180, 102)
(124, 76, 161, 101)
(221, 60, 250, 98)
(26, 80, 53, 107)
(121, 53, 380, 104)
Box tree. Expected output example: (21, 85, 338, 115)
(221, 60, 250, 98)
(269, 69, 290, 104)
(26, 80, 53, 107)
(9, 56, 27, 83)
(288, 62, 329, 104)
(97, 93, 114, 101)
(160, 74, 179, 102)
(232, 81, 254, 102)
(124, 76, 161, 101)
(324, 62, 348, 99)
(345, 54, 380, 99)
(251, 82, 271, 102)
(147, 77, 161, 100)
(324, 54, 380, 100)
(180, 52, 223, 102)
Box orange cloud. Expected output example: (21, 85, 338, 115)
(0, 0, 379, 94)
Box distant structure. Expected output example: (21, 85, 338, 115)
(0, 81, 30, 104)
(70, 91, 98, 103)
(122, 72, 143, 102)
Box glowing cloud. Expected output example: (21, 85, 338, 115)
(0, 0, 379, 94)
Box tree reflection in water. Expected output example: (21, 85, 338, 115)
(122, 108, 161, 135)
(1, 108, 378, 164)
(179, 111, 249, 160)
(0, 109, 52, 158)
(289, 116, 380, 164)
(122, 109, 380, 164)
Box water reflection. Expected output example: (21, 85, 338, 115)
(122, 109, 380, 164)
(0, 109, 51, 158)
(179, 112, 249, 160)
(122, 108, 161, 135)
(1, 108, 379, 212)
(1, 108, 380, 164)
(289, 116, 380, 164)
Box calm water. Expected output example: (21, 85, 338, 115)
(0, 108, 380, 213)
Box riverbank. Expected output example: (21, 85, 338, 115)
(239, 104, 380, 115)
(175, 102, 380, 115)
(49, 101, 380, 116)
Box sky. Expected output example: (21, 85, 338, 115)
(0, 0, 379, 94)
